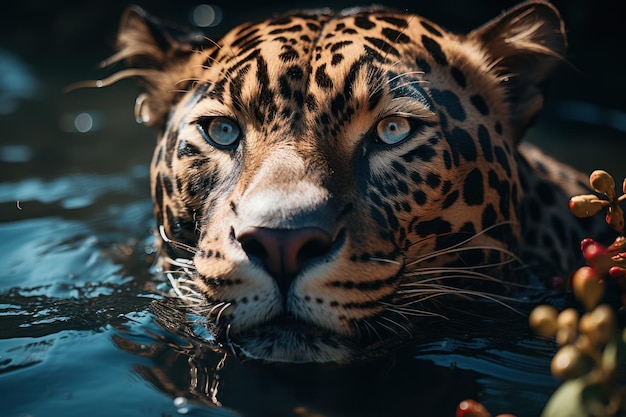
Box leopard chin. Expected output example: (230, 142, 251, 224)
(227, 323, 358, 364)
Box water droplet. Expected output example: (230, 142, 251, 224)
(191, 4, 222, 27)
(74, 112, 94, 133)
(174, 397, 190, 414)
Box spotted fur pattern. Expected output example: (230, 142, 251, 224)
(107, 1, 602, 362)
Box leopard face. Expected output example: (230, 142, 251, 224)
(108, 1, 590, 362)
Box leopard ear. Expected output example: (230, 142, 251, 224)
(104, 6, 208, 128)
(469, 0, 567, 143)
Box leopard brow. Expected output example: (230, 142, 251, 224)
(386, 71, 433, 111)
(177, 81, 214, 129)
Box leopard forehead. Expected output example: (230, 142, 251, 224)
(177, 8, 497, 132)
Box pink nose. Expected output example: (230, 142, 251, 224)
(237, 227, 334, 294)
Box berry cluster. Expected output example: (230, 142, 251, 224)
(529, 170, 626, 417)
(569, 170, 626, 309)
(529, 304, 619, 380)
(569, 170, 625, 233)
(456, 170, 626, 417)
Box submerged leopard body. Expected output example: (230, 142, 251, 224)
(107, 1, 600, 362)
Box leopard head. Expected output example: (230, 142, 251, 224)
(109, 1, 565, 362)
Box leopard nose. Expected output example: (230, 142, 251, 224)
(237, 227, 334, 294)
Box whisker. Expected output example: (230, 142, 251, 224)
(199, 35, 242, 65)
(406, 222, 521, 266)
(64, 69, 161, 92)
(380, 304, 449, 320)
(199, 51, 224, 70)
(378, 315, 412, 337)
(226, 324, 238, 356)
(383, 305, 410, 323)
(175, 76, 203, 87)
(372, 317, 402, 337)
(367, 63, 397, 101)
(408, 221, 514, 252)
(381, 14, 416, 64)
(385, 110, 430, 119)
(215, 303, 232, 326)
(368, 257, 401, 265)
(159, 224, 198, 254)
(389, 80, 429, 94)
(406, 271, 504, 286)
(352, 319, 363, 342)
(397, 284, 524, 314)
(208, 302, 228, 315)
(98, 49, 134, 68)
(361, 319, 382, 342)
(167, 273, 203, 302)
(411, 257, 517, 274)
(406, 266, 515, 283)
(386, 70, 425, 85)
(163, 256, 196, 269)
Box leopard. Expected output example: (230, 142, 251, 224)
(100, 0, 604, 363)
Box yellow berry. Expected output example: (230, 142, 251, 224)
(529, 305, 558, 338)
(607, 205, 625, 233)
(568, 194, 609, 218)
(556, 327, 577, 346)
(579, 305, 616, 345)
(557, 308, 579, 330)
(575, 334, 597, 359)
(571, 266, 605, 311)
(550, 344, 589, 380)
(590, 170, 615, 199)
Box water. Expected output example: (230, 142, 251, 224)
(1, 2, 625, 417)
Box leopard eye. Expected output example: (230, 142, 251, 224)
(197, 117, 241, 149)
(376, 116, 412, 145)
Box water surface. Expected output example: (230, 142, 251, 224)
(1, 1, 625, 416)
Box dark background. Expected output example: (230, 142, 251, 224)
(1, 0, 625, 177)
(1, 0, 624, 106)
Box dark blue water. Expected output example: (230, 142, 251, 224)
(1, 1, 625, 416)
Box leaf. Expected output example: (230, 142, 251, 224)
(603, 330, 626, 372)
(541, 379, 589, 417)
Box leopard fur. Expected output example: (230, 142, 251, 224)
(107, 1, 602, 362)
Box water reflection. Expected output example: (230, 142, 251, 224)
(0, 145, 33, 163)
(106, 293, 557, 417)
(0, 49, 38, 115)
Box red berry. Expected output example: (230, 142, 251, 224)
(547, 276, 565, 290)
(457, 399, 491, 417)
(609, 266, 626, 281)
